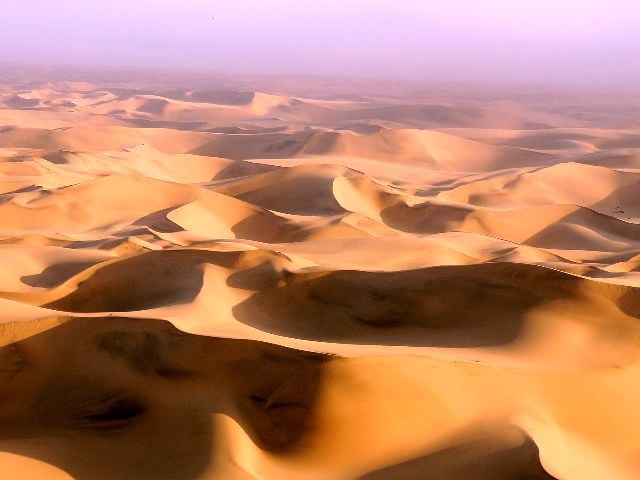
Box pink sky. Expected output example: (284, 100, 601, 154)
(1, 0, 639, 87)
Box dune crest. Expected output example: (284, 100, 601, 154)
(2, 71, 640, 479)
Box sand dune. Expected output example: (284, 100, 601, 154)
(2, 70, 640, 479)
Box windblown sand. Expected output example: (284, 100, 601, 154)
(1, 68, 640, 479)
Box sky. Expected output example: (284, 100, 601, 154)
(1, 0, 639, 87)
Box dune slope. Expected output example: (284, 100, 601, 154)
(2, 71, 640, 479)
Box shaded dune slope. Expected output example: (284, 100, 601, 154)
(3, 77, 640, 479)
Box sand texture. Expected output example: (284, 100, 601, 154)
(1, 69, 640, 479)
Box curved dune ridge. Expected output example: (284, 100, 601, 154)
(2, 72, 640, 480)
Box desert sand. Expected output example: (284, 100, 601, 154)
(1, 66, 640, 479)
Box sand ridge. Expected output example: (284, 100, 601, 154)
(1, 70, 640, 479)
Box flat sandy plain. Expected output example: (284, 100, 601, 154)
(1, 66, 640, 479)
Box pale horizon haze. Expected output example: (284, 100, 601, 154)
(1, 0, 640, 88)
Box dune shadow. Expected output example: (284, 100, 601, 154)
(189, 90, 255, 105)
(132, 206, 186, 233)
(0, 316, 328, 480)
(0, 185, 41, 205)
(120, 118, 211, 131)
(378, 199, 640, 252)
(188, 131, 313, 161)
(21, 261, 104, 288)
(360, 431, 557, 480)
(522, 207, 640, 250)
(230, 211, 303, 243)
(230, 262, 619, 347)
(43, 250, 240, 313)
(210, 160, 279, 181)
(379, 202, 472, 234)
(619, 288, 640, 319)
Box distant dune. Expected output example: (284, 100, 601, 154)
(1, 69, 640, 479)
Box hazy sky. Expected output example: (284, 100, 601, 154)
(2, 0, 640, 86)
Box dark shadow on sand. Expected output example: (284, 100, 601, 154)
(0, 316, 327, 480)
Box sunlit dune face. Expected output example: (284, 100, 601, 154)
(3, 71, 640, 480)
(0, 318, 326, 480)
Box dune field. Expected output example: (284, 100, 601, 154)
(1, 68, 640, 479)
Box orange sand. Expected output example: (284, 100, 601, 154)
(2, 68, 640, 479)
